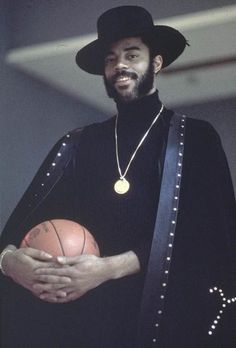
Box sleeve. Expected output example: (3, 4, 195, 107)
(210, 124, 236, 288)
(132, 242, 152, 272)
(0, 128, 83, 250)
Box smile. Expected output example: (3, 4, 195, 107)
(115, 76, 131, 82)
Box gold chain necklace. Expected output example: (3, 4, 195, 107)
(114, 104, 164, 194)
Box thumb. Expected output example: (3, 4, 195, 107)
(56, 255, 78, 265)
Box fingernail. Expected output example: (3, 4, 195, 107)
(57, 256, 65, 263)
(44, 253, 53, 258)
(60, 292, 67, 297)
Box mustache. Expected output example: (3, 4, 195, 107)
(111, 70, 138, 83)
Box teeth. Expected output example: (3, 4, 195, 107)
(116, 76, 130, 82)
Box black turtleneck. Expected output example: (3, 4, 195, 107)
(75, 90, 173, 265)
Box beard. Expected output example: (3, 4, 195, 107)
(103, 61, 155, 103)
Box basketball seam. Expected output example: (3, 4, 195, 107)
(23, 238, 30, 247)
(80, 227, 86, 255)
(49, 220, 66, 256)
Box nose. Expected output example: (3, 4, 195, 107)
(114, 57, 128, 71)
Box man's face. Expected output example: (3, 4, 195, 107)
(103, 37, 156, 102)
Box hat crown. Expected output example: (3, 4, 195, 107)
(97, 6, 154, 42)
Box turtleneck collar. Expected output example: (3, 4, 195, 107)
(116, 90, 162, 121)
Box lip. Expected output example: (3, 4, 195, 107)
(115, 76, 133, 87)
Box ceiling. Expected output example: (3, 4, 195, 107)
(5, 5, 236, 115)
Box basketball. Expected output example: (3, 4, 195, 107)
(20, 219, 100, 257)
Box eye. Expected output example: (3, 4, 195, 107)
(127, 54, 138, 60)
(105, 56, 115, 65)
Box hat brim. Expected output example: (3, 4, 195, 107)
(76, 25, 187, 75)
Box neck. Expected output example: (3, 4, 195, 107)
(116, 90, 162, 120)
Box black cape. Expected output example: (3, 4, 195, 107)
(1, 113, 236, 348)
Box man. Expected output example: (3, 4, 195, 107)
(1, 6, 236, 348)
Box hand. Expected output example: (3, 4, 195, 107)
(34, 254, 111, 303)
(2, 245, 71, 300)
(34, 251, 140, 303)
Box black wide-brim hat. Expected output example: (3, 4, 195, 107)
(76, 6, 188, 75)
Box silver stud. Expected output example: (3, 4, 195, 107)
(57, 152, 62, 157)
(173, 207, 177, 211)
(172, 221, 176, 224)
(66, 134, 70, 138)
(170, 232, 174, 236)
(52, 162, 56, 166)
(177, 174, 181, 177)
(180, 142, 184, 146)
(162, 283, 167, 287)
(41, 183, 44, 186)
(153, 338, 157, 343)
(176, 185, 180, 188)
(174, 196, 178, 200)
(160, 294, 165, 299)
(165, 270, 169, 274)
(46, 173, 50, 176)
(208, 331, 213, 335)
(158, 310, 162, 315)
(169, 244, 173, 248)
(211, 325, 216, 329)
(155, 323, 159, 327)
(167, 257, 171, 261)
(62, 142, 66, 146)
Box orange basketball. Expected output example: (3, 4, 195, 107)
(20, 219, 100, 257)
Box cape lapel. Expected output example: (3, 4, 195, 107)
(137, 113, 186, 346)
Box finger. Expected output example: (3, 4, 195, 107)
(56, 256, 80, 265)
(35, 267, 73, 277)
(33, 290, 67, 302)
(21, 247, 53, 261)
(54, 292, 79, 303)
(39, 291, 69, 302)
(33, 282, 70, 293)
(39, 294, 58, 303)
(56, 254, 97, 265)
(35, 274, 71, 284)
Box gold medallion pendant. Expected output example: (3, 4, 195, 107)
(114, 178, 130, 194)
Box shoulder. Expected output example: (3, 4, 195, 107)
(185, 117, 219, 137)
(184, 117, 221, 148)
(60, 117, 115, 153)
(64, 117, 115, 143)
(182, 116, 225, 168)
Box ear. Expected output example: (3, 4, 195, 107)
(153, 55, 163, 74)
